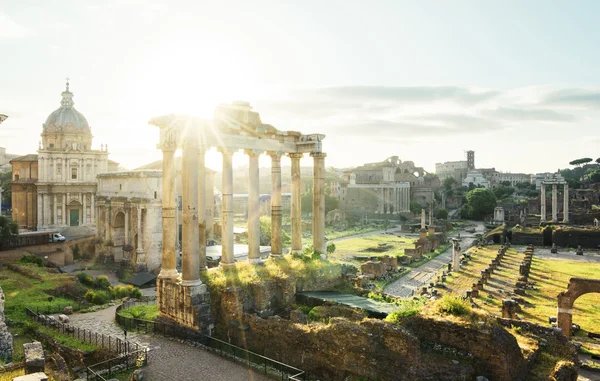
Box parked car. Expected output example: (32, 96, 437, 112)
(50, 233, 66, 243)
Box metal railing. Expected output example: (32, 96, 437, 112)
(116, 301, 306, 381)
(25, 307, 148, 381)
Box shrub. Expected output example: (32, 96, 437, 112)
(111, 285, 142, 299)
(94, 275, 111, 290)
(77, 272, 93, 286)
(91, 290, 110, 305)
(84, 289, 96, 303)
(438, 295, 471, 316)
(385, 298, 426, 323)
(20, 254, 43, 267)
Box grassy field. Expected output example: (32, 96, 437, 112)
(0, 263, 80, 321)
(330, 235, 417, 265)
(119, 304, 159, 320)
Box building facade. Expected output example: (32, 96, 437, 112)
(9, 155, 39, 230)
(462, 170, 491, 188)
(435, 160, 468, 183)
(10, 82, 116, 232)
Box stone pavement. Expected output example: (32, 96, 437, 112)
(66, 306, 270, 381)
(384, 222, 484, 298)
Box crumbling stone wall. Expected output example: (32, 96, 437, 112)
(552, 227, 600, 249)
(0, 286, 13, 361)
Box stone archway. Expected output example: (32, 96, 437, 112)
(113, 212, 125, 246)
(557, 277, 600, 337)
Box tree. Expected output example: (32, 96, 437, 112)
(301, 189, 339, 214)
(492, 185, 515, 200)
(569, 158, 593, 167)
(409, 201, 422, 215)
(0, 171, 12, 207)
(442, 177, 457, 190)
(436, 208, 449, 220)
(596, 158, 600, 164)
(463, 188, 496, 220)
(500, 181, 511, 187)
(0, 216, 18, 244)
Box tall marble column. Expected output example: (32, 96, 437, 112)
(311, 152, 327, 254)
(159, 142, 178, 279)
(220, 148, 235, 267)
(91, 195, 95, 230)
(197, 146, 207, 272)
(95, 203, 101, 240)
(124, 204, 130, 245)
(552, 184, 558, 222)
(105, 204, 111, 241)
(82, 193, 87, 225)
(540, 184, 547, 222)
(246, 150, 261, 263)
(62, 193, 66, 226)
(269, 152, 283, 258)
(205, 170, 215, 240)
(289, 153, 303, 254)
(37, 194, 43, 230)
(181, 138, 201, 286)
(393, 188, 398, 214)
(563, 183, 569, 223)
(377, 188, 384, 213)
(53, 194, 57, 226)
(136, 205, 145, 259)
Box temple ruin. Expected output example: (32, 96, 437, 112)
(149, 102, 326, 329)
(540, 174, 569, 223)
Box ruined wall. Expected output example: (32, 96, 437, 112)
(511, 231, 544, 246)
(0, 236, 93, 265)
(0, 287, 13, 361)
(552, 227, 600, 248)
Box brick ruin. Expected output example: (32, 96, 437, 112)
(557, 277, 600, 337)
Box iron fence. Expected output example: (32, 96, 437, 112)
(116, 301, 306, 381)
(25, 307, 148, 381)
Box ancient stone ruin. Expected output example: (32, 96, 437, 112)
(557, 277, 600, 337)
(149, 102, 326, 330)
(0, 286, 13, 361)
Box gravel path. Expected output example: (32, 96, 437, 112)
(66, 306, 270, 381)
(383, 222, 485, 298)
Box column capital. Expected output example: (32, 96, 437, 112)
(310, 152, 327, 159)
(218, 147, 235, 156)
(157, 141, 177, 152)
(288, 152, 304, 159)
(267, 151, 283, 160)
(244, 149, 263, 157)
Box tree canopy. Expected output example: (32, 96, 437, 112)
(0, 216, 18, 243)
(569, 158, 593, 167)
(461, 188, 496, 221)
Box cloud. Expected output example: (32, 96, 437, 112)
(310, 86, 499, 104)
(542, 88, 600, 108)
(484, 107, 577, 122)
(0, 13, 31, 39)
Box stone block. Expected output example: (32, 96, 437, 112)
(471, 289, 479, 298)
(24, 341, 45, 374)
(361, 261, 386, 278)
(63, 306, 73, 315)
(57, 314, 69, 324)
(12, 372, 49, 381)
(290, 310, 308, 324)
(130, 368, 144, 381)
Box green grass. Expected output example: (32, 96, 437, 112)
(0, 368, 25, 381)
(119, 305, 159, 320)
(385, 298, 427, 322)
(330, 235, 417, 265)
(0, 263, 81, 321)
(406, 243, 452, 268)
(36, 325, 99, 352)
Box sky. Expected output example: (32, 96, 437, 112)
(1, 0, 600, 174)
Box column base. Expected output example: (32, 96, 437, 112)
(269, 253, 283, 259)
(158, 268, 179, 280)
(290, 249, 303, 255)
(219, 262, 236, 269)
(248, 258, 264, 265)
(181, 279, 203, 287)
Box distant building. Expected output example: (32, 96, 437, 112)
(462, 170, 490, 188)
(0, 147, 19, 172)
(488, 172, 532, 187)
(10, 81, 117, 231)
(533, 172, 555, 190)
(435, 160, 468, 183)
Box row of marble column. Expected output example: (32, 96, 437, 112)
(37, 192, 94, 228)
(158, 139, 326, 286)
(375, 186, 410, 214)
(95, 202, 145, 254)
(540, 183, 569, 223)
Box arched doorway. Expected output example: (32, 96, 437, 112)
(113, 212, 125, 246)
(67, 200, 82, 227)
(557, 277, 600, 336)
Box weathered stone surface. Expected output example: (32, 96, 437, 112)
(549, 361, 578, 381)
(130, 369, 144, 381)
(63, 306, 73, 315)
(12, 372, 49, 381)
(24, 341, 45, 374)
(57, 314, 69, 323)
(289, 310, 308, 324)
(0, 287, 13, 361)
(361, 261, 386, 278)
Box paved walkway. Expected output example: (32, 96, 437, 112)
(66, 306, 270, 381)
(383, 222, 484, 298)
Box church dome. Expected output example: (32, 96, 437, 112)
(43, 82, 91, 136)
